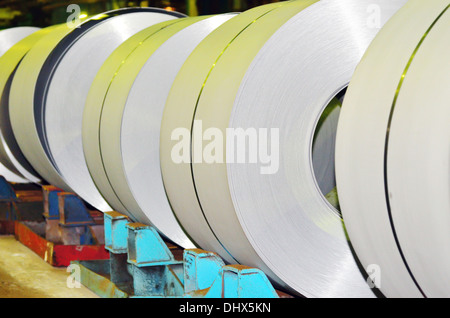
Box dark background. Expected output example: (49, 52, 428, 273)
(0, 0, 285, 29)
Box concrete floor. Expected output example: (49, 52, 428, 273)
(0, 236, 98, 298)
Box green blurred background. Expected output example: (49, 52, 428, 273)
(0, 0, 285, 28)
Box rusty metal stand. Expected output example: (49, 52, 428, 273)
(10, 184, 109, 266)
(0, 176, 44, 234)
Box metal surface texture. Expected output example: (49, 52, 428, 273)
(160, 1, 303, 282)
(10, 23, 94, 190)
(0, 27, 39, 56)
(117, 15, 235, 246)
(44, 8, 185, 213)
(336, 0, 450, 298)
(0, 27, 42, 183)
(8, 8, 184, 200)
(312, 99, 341, 197)
(160, 0, 408, 297)
(3, 0, 443, 299)
(83, 14, 235, 248)
(83, 19, 183, 218)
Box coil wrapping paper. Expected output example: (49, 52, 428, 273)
(83, 14, 236, 248)
(8, 8, 183, 211)
(336, 0, 450, 298)
(160, 0, 408, 297)
(0, 26, 43, 183)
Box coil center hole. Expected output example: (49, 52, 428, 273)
(312, 88, 347, 215)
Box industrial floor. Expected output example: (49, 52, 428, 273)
(0, 235, 98, 298)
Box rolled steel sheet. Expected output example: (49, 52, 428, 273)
(9, 8, 184, 211)
(336, 0, 450, 298)
(44, 9, 184, 212)
(83, 19, 185, 217)
(0, 27, 40, 56)
(160, 0, 407, 297)
(83, 17, 204, 220)
(119, 14, 236, 247)
(161, 0, 299, 274)
(0, 26, 46, 183)
(83, 14, 236, 248)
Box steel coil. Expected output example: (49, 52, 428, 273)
(160, 0, 407, 297)
(336, 0, 450, 298)
(83, 14, 235, 247)
(0, 26, 42, 183)
(9, 8, 184, 211)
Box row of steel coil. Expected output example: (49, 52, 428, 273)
(0, 0, 448, 298)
